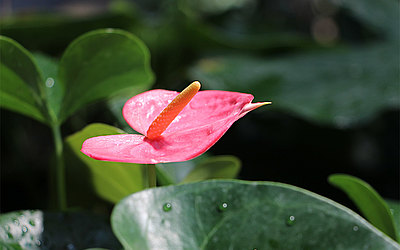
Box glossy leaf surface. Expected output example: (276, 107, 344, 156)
(65, 123, 146, 203)
(0, 36, 46, 123)
(181, 155, 241, 183)
(58, 29, 154, 122)
(112, 180, 399, 249)
(190, 43, 398, 128)
(329, 174, 398, 241)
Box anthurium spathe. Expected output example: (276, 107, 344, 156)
(81, 81, 270, 164)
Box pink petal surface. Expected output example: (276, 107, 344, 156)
(122, 90, 254, 136)
(81, 115, 239, 164)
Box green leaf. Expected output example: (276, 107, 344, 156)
(0, 210, 120, 249)
(111, 180, 399, 249)
(33, 52, 63, 123)
(328, 174, 398, 241)
(181, 155, 241, 183)
(386, 200, 400, 241)
(58, 29, 154, 122)
(0, 36, 46, 123)
(190, 43, 399, 128)
(65, 123, 146, 204)
(332, 0, 399, 40)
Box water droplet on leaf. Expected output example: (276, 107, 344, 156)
(163, 203, 172, 212)
(35, 239, 42, 246)
(66, 243, 75, 250)
(45, 77, 55, 88)
(286, 215, 296, 226)
(218, 202, 228, 211)
(353, 225, 359, 231)
(13, 218, 20, 225)
(22, 225, 28, 234)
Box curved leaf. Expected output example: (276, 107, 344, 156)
(190, 43, 399, 128)
(58, 29, 154, 122)
(65, 123, 146, 204)
(111, 180, 399, 249)
(0, 36, 46, 123)
(329, 174, 398, 241)
(181, 155, 241, 183)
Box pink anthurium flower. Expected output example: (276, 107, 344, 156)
(81, 81, 270, 164)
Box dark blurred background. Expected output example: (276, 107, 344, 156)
(1, 0, 399, 213)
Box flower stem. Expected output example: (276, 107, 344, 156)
(51, 124, 67, 211)
(147, 164, 157, 188)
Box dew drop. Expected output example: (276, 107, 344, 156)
(22, 225, 28, 234)
(29, 219, 36, 226)
(286, 215, 296, 226)
(13, 219, 20, 225)
(45, 77, 55, 88)
(35, 239, 42, 246)
(66, 243, 75, 250)
(218, 202, 228, 211)
(163, 203, 172, 212)
(353, 225, 359, 231)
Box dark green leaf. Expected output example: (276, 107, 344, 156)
(58, 29, 154, 122)
(386, 200, 400, 241)
(65, 123, 146, 204)
(190, 43, 399, 127)
(111, 180, 399, 249)
(0, 210, 120, 249)
(181, 155, 241, 183)
(329, 174, 398, 241)
(332, 0, 399, 40)
(33, 53, 62, 123)
(0, 36, 46, 123)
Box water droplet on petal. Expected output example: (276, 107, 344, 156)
(45, 77, 55, 88)
(13, 219, 20, 225)
(286, 215, 296, 226)
(218, 202, 228, 211)
(163, 203, 172, 212)
(353, 225, 359, 231)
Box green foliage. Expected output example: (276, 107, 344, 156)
(181, 155, 241, 183)
(155, 155, 241, 186)
(329, 174, 398, 241)
(111, 180, 399, 249)
(386, 200, 400, 241)
(0, 36, 47, 123)
(0, 29, 154, 126)
(0, 210, 120, 249)
(65, 123, 146, 204)
(58, 29, 154, 122)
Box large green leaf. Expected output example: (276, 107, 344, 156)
(58, 29, 154, 122)
(0, 36, 46, 123)
(111, 180, 399, 249)
(386, 200, 400, 241)
(329, 174, 398, 241)
(181, 155, 241, 183)
(0, 210, 120, 249)
(190, 42, 398, 128)
(65, 123, 146, 204)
